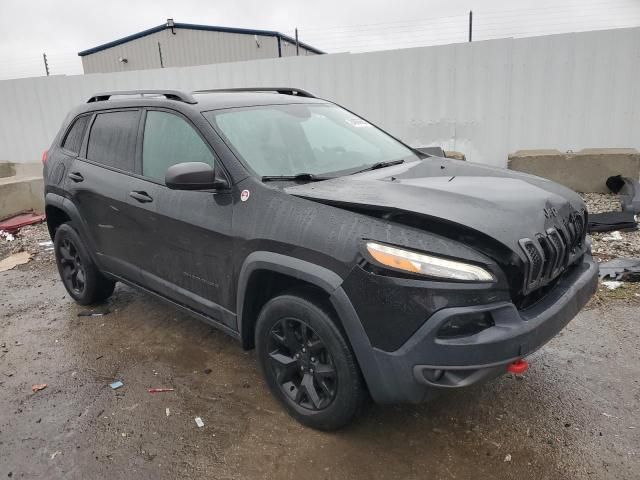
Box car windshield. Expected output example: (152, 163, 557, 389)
(203, 103, 417, 178)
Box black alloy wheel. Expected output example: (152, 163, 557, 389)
(58, 237, 86, 295)
(267, 317, 338, 410)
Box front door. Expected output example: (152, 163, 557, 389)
(125, 109, 235, 328)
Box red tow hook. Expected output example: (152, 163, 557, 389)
(507, 359, 529, 375)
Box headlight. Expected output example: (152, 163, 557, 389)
(365, 242, 495, 282)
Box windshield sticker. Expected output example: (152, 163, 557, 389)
(240, 189, 250, 202)
(346, 118, 373, 128)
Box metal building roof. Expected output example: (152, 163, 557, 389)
(77, 22, 325, 57)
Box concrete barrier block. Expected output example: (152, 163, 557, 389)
(0, 161, 16, 178)
(0, 176, 44, 218)
(508, 148, 640, 193)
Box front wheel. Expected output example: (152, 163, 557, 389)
(255, 292, 365, 430)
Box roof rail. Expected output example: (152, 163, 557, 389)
(193, 87, 316, 98)
(87, 90, 197, 104)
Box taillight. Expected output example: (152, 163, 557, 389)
(41, 149, 48, 164)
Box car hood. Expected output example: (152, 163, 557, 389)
(285, 158, 587, 257)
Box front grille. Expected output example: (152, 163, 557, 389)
(519, 210, 586, 292)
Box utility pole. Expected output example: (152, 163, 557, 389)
(295, 28, 299, 56)
(42, 52, 50, 76)
(468, 11, 473, 42)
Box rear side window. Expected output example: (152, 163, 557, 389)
(62, 115, 90, 155)
(87, 110, 139, 172)
(142, 111, 215, 181)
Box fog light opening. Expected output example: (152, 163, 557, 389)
(437, 312, 495, 339)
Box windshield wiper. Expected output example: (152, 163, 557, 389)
(261, 173, 330, 182)
(351, 159, 405, 175)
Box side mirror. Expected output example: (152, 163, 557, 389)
(165, 162, 228, 190)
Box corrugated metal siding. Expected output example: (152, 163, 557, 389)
(3, 27, 640, 167)
(81, 29, 280, 74)
(280, 39, 318, 57)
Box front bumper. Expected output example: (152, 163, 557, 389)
(345, 254, 598, 404)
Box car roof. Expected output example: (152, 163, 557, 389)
(71, 89, 329, 118)
(192, 91, 329, 111)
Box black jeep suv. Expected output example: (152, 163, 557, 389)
(43, 88, 598, 430)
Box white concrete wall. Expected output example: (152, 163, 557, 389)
(1, 27, 639, 166)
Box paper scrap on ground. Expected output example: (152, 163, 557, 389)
(195, 417, 204, 428)
(166, 408, 170, 417)
(0, 251, 31, 272)
(110, 381, 124, 390)
(603, 281, 624, 290)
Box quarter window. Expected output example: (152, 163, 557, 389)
(142, 111, 215, 181)
(86, 111, 139, 172)
(62, 115, 90, 155)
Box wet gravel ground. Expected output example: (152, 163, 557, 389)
(1, 247, 639, 479)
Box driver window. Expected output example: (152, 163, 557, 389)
(142, 111, 216, 181)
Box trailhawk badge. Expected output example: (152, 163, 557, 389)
(240, 189, 250, 202)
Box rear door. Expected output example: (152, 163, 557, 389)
(66, 108, 142, 281)
(125, 108, 235, 327)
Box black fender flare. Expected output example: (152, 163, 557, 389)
(45, 192, 99, 264)
(236, 251, 388, 402)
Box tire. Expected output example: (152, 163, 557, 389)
(255, 291, 365, 430)
(54, 222, 115, 305)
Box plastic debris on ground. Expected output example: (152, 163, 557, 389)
(588, 211, 637, 233)
(166, 408, 171, 417)
(148, 388, 175, 393)
(50, 451, 61, 460)
(0, 251, 32, 272)
(602, 281, 624, 290)
(195, 417, 204, 428)
(110, 381, 124, 390)
(602, 231, 624, 241)
(77, 309, 110, 317)
(599, 258, 640, 282)
(504, 454, 512, 462)
(0, 230, 15, 242)
(0, 210, 46, 234)
(31, 383, 47, 393)
(606, 175, 640, 214)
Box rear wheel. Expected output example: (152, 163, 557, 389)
(54, 222, 115, 305)
(255, 292, 365, 430)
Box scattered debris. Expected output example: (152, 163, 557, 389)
(588, 212, 637, 233)
(0, 230, 15, 242)
(602, 281, 624, 290)
(602, 412, 613, 418)
(110, 381, 124, 390)
(607, 175, 640, 213)
(602, 231, 624, 241)
(77, 309, 110, 317)
(599, 258, 640, 282)
(50, 451, 61, 460)
(195, 417, 204, 428)
(148, 388, 175, 393)
(95, 355, 104, 360)
(504, 454, 512, 462)
(0, 251, 32, 272)
(0, 210, 46, 234)
(204, 368, 212, 374)
(166, 408, 171, 417)
(31, 383, 47, 393)
(38, 240, 53, 247)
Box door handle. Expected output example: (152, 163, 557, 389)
(68, 172, 84, 182)
(129, 191, 153, 203)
